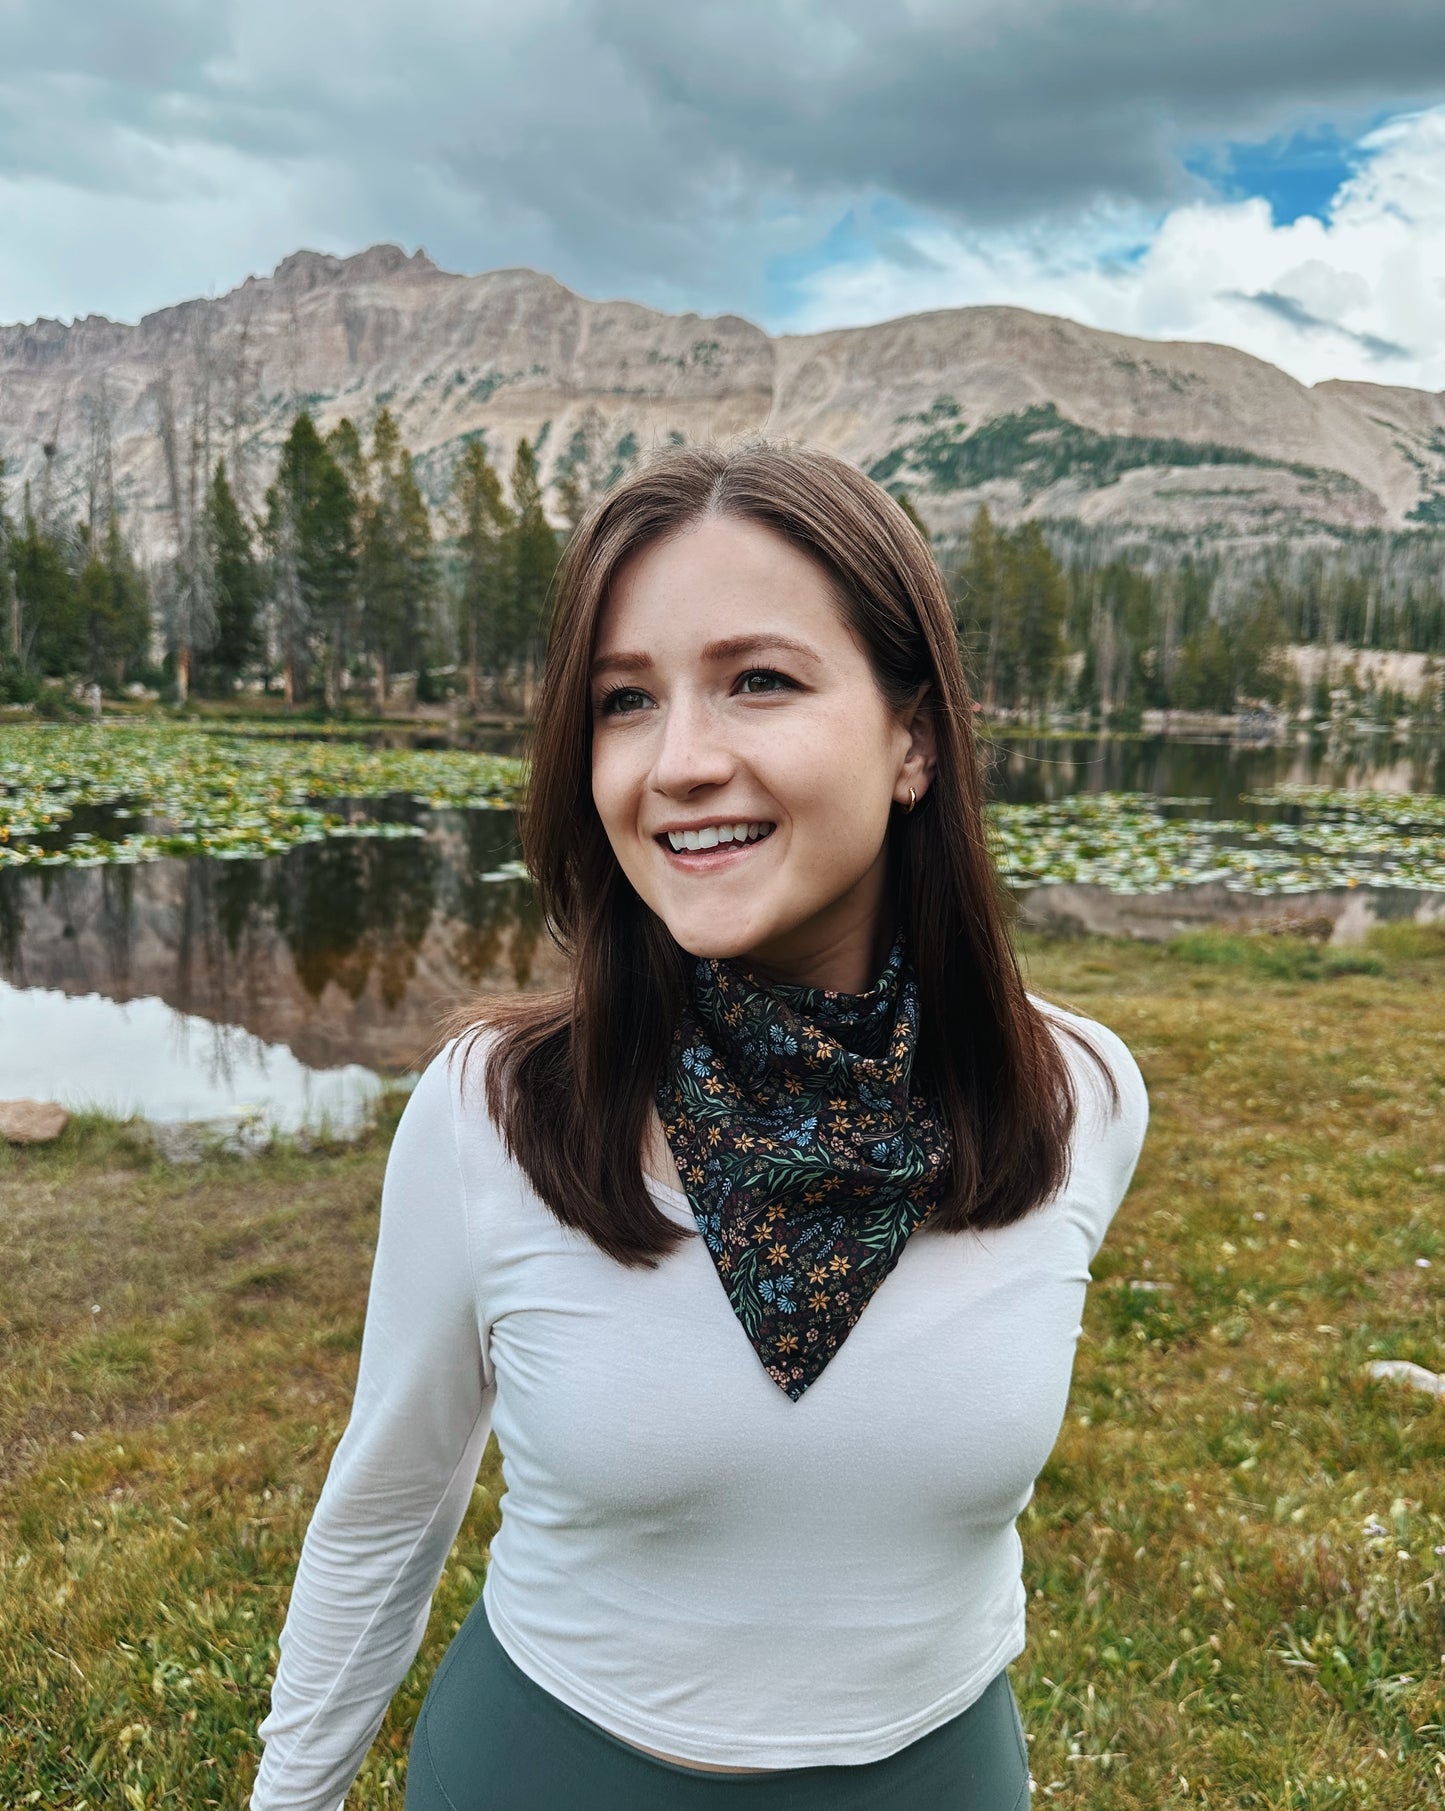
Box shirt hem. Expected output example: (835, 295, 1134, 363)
(480, 1581, 1026, 1770)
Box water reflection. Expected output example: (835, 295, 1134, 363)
(981, 730, 1445, 812)
(0, 807, 552, 1085)
(0, 980, 385, 1135)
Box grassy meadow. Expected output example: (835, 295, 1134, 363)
(2, 924, 1443, 1808)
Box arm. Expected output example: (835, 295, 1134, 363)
(251, 1049, 495, 1811)
(1069, 1014, 1149, 1260)
(1030, 1000, 1150, 1261)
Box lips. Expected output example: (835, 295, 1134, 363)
(660, 821, 776, 853)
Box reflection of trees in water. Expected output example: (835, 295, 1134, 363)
(213, 860, 267, 958)
(270, 833, 441, 1007)
(985, 733, 1445, 814)
(438, 809, 544, 990)
(0, 873, 21, 971)
(0, 865, 138, 990)
(99, 864, 137, 989)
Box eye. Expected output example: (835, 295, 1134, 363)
(595, 685, 653, 717)
(736, 668, 794, 696)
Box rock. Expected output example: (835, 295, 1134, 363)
(1363, 1360, 1445, 1400)
(0, 1098, 70, 1143)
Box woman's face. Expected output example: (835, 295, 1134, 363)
(589, 514, 934, 995)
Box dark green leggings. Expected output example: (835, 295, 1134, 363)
(406, 1596, 1031, 1810)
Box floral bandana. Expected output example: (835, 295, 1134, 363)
(655, 938, 950, 1401)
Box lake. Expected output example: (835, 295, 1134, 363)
(2, 725, 1442, 1135)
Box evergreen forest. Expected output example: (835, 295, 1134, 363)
(3, 407, 1445, 726)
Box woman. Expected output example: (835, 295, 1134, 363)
(251, 441, 1148, 1811)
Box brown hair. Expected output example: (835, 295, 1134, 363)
(454, 439, 1115, 1266)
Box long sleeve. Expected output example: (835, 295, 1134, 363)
(251, 1047, 495, 1811)
(1058, 1009, 1150, 1261)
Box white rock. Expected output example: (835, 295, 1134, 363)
(1364, 1361, 1445, 1399)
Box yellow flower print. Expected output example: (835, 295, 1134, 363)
(807, 1264, 828, 1284)
(777, 1332, 799, 1353)
(808, 1291, 830, 1311)
(829, 1253, 851, 1275)
(767, 1243, 789, 1266)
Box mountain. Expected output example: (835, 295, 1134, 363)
(4, 242, 1445, 554)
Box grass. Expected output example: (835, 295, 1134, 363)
(2, 929, 1443, 1807)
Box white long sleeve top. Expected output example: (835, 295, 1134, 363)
(251, 1001, 1148, 1808)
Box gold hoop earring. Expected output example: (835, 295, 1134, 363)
(904, 786, 917, 814)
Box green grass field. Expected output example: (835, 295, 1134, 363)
(3, 925, 1443, 1808)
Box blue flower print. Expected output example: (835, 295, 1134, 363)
(759, 1275, 797, 1313)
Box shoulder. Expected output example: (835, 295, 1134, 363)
(388, 1028, 503, 1161)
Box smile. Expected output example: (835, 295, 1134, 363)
(660, 822, 776, 853)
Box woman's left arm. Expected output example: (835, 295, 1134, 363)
(250, 1049, 495, 1811)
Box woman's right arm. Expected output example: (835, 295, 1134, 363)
(250, 1046, 495, 1811)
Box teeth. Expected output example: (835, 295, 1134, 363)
(665, 822, 775, 852)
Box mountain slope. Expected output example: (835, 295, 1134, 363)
(4, 243, 1445, 554)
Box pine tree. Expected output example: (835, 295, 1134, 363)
(12, 495, 85, 676)
(448, 440, 513, 708)
(359, 409, 432, 710)
(264, 413, 356, 707)
(955, 505, 1000, 705)
(310, 453, 359, 710)
(204, 460, 262, 692)
(0, 459, 18, 664)
(1003, 523, 1068, 717)
(508, 438, 558, 704)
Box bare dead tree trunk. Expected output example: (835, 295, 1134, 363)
(36, 390, 68, 535)
(154, 314, 221, 699)
(83, 379, 116, 555)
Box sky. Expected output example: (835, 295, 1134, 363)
(4, 0, 1445, 389)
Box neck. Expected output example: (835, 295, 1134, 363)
(730, 870, 896, 996)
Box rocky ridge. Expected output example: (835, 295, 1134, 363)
(4, 243, 1445, 552)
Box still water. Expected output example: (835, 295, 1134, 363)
(2, 733, 1441, 1135)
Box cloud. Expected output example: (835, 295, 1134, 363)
(1, 0, 1445, 391)
(781, 106, 1445, 390)
(1227, 289, 1411, 362)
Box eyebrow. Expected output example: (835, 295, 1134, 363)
(589, 634, 821, 682)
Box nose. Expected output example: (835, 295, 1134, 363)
(650, 690, 735, 798)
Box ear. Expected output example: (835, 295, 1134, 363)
(894, 684, 938, 808)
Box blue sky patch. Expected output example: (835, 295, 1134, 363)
(1186, 122, 1368, 225)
